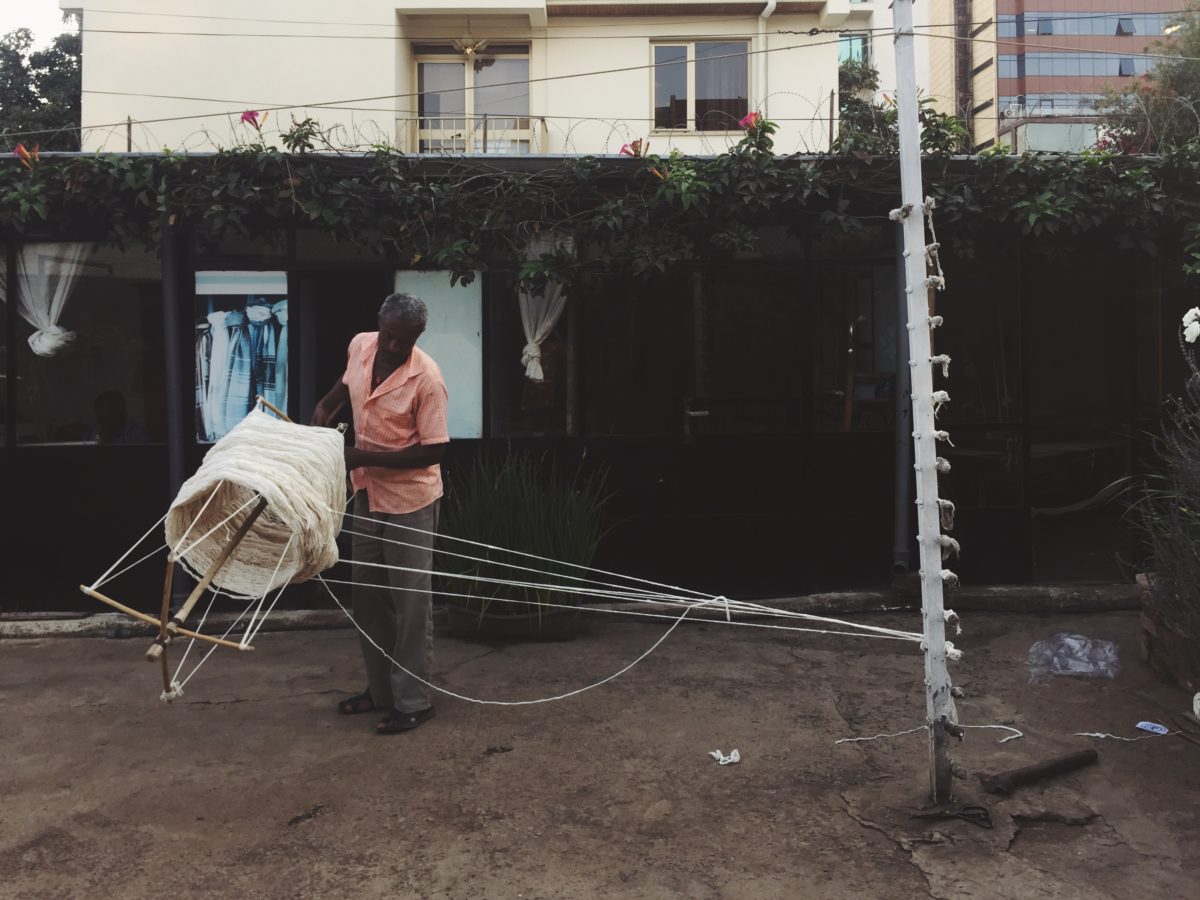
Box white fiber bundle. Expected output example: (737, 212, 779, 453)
(165, 410, 346, 599)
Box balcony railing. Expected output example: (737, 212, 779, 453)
(400, 115, 549, 154)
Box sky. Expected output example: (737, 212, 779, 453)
(0, 0, 76, 50)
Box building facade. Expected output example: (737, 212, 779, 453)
(67, 0, 902, 157)
(928, 0, 1178, 151)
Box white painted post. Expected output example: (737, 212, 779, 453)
(891, 0, 958, 804)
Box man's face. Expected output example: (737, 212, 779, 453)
(377, 313, 424, 364)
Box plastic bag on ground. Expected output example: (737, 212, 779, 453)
(1028, 632, 1120, 685)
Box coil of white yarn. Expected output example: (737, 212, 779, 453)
(164, 409, 346, 599)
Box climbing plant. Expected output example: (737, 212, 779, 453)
(3, 112, 1200, 285)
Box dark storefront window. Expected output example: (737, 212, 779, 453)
(580, 275, 679, 436)
(13, 243, 165, 445)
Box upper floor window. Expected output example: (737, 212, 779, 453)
(999, 12, 1171, 39)
(653, 41, 749, 131)
(414, 43, 530, 153)
(838, 34, 871, 64)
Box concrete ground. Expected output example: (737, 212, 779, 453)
(1, 609, 1197, 899)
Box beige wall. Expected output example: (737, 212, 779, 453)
(66, 1, 921, 155)
(924, 0, 959, 117)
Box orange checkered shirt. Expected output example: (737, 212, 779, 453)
(342, 332, 450, 515)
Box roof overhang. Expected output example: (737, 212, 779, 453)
(397, 1, 549, 26)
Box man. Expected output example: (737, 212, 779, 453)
(311, 293, 449, 734)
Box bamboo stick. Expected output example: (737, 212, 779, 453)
(146, 559, 176, 670)
(79, 585, 251, 651)
(255, 394, 293, 423)
(168, 497, 269, 634)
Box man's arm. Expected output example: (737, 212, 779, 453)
(345, 442, 446, 470)
(311, 378, 350, 427)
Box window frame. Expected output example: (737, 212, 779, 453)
(412, 43, 532, 153)
(650, 39, 751, 134)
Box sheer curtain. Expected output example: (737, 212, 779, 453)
(16, 243, 91, 357)
(203, 309, 255, 438)
(272, 300, 288, 409)
(247, 302, 277, 407)
(518, 236, 573, 382)
(695, 42, 748, 131)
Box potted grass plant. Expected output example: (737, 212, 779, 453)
(438, 451, 609, 639)
(1131, 308, 1200, 693)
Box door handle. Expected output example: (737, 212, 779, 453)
(685, 409, 710, 417)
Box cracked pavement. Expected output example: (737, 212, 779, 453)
(1, 610, 1196, 898)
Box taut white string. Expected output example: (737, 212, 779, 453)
(322, 576, 923, 642)
(168, 482, 222, 560)
(345, 557, 923, 642)
(335, 504, 714, 600)
(89, 511, 169, 590)
(240, 534, 294, 648)
(318, 575, 712, 706)
(338, 524, 697, 605)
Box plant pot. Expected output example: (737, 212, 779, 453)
(1137, 572, 1200, 694)
(445, 602, 582, 641)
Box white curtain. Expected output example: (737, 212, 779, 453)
(247, 303, 277, 407)
(272, 300, 288, 409)
(16, 243, 91, 357)
(519, 236, 573, 382)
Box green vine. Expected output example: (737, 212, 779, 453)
(4, 119, 1200, 286)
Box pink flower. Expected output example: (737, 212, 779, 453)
(620, 138, 647, 157)
(739, 111, 761, 128)
(13, 143, 38, 169)
(240, 110, 260, 126)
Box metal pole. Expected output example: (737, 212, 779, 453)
(828, 89, 835, 151)
(892, 225, 912, 575)
(892, 0, 957, 805)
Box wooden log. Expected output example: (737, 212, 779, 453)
(168, 497, 269, 634)
(79, 586, 250, 651)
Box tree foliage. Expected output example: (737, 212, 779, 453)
(1096, 3, 1200, 153)
(0, 27, 81, 151)
(3, 112, 1200, 287)
(833, 59, 967, 156)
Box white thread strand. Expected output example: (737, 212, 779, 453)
(88, 511, 169, 590)
(346, 557, 924, 642)
(837, 723, 1024, 745)
(176, 590, 262, 690)
(338, 524, 700, 605)
(95, 544, 167, 590)
(321, 577, 921, 641)
(963, 724, 1023, 743)
(319, 575, 712, 706)
(174, 491, 263, 563)
(172, 588, 220, 684)
(836, 726, 928, 745)
(337, 504, 714, 600)
(1075, 731, 1180, 741)
(168, 482, 222, 561)
(240, 534, 294, 648)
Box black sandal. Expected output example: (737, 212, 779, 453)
(336, 690, 377, 715)
(376, 706, 435, 734)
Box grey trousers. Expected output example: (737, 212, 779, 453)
(351, 492, 439, 714)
